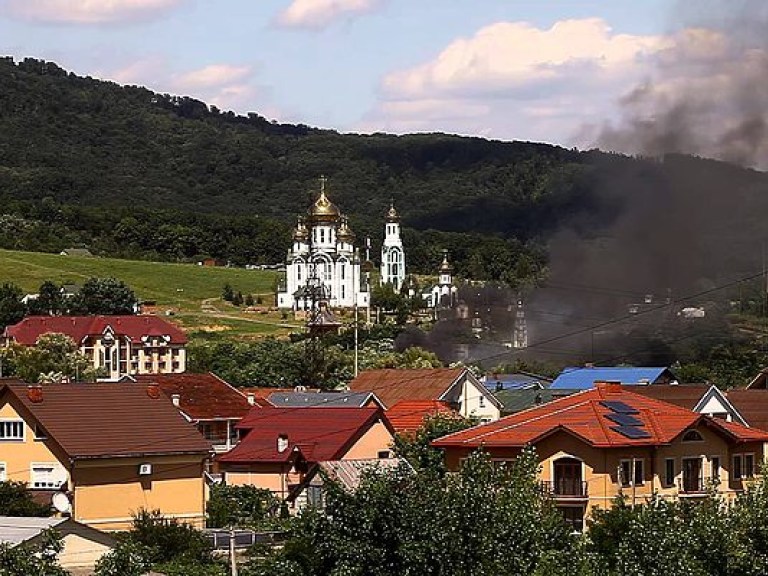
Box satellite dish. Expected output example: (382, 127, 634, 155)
(52, 492, 71, 514)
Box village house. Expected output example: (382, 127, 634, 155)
(432, 382, 768, 531)
(133, 373, 251, 453)
(0, 516, 115, 571)
(256, 389, 384, 409)
(3, 315, 188, 380)
(0, 381, 211, 530)
(385, 400, 455, 434)
(216, 405, 395, 508)
(349, 367, 501, 422)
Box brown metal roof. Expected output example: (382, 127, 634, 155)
(134, 373, 250, 421)
(1, 382, 211, 459)
(726, 389, 768, 432)
(627, 384, 710, 410)
(348, 368, 465, 409)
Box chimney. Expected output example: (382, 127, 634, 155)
(277, 434, 289, 453)
(27, 384, 43, 404)
(246, 393, 256, 406)
(171, 393, 180, 407)
(595, 381, 622, 394)
(585, 362, 594, 368)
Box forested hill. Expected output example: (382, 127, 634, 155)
(2, 56, 767, 288)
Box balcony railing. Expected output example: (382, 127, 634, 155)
(541, 479, 588, 498)
(678, 476, 707, 495)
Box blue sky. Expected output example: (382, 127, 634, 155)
(0, 1, 683, 146)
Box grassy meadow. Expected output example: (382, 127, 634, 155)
(0, 249, 298, 338)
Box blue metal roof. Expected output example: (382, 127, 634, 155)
(550, 367, 673, 390)
(482, 373, 552, 391)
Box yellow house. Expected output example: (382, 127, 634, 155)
(433, 382, 768, 531)
(0, 381, 211, 531)
(217, 405, 396, 507)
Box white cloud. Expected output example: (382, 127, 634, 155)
(361, 18, 669, 144)
(102, 57, 274, 115)
(277, 0, 381, 30)
(0, 0, 187, 25)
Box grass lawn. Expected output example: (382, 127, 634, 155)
(0, 249, 291, 337)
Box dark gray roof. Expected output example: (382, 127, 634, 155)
(493, 387, 581, 414)
(266, 391, 380, 408)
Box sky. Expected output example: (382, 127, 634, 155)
(0, 0, 689, 146)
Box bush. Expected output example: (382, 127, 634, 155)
(207, 484, 277, 529)
(0, 480, 52, 516)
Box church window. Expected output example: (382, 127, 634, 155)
(341, 285, 346, 299)
(320, 229, 325, 243)
(297, 265, 302, 281)
(392, 264, 398, 277)
(341, 264, 346, 280)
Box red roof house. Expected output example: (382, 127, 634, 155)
(4, 316, 188, 380)
(433, 382, 768, 531)
(349, 368, 501, 421)
(134, 373, 251, 452)
(217, 406, 396, 503)
(385, 400, 456, 434)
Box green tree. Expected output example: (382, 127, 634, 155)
(0, 282, 25, 330)
(0, 480, 52, 516)
(206, 484, 276, 529)
(9, 333, 96, 383)
(0, 529, 70, 576)
(27, 280, 63, 316)
(69, 277, 137, 315)
(222, 283, 234, 302)
(392, 413, 476, 474)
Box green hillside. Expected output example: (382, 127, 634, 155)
(0, 249, 295, 338)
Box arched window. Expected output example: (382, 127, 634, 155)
(682, 430, 704, 442)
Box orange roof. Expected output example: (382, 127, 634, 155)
(349, 368, 465, 409)
(134, 373, 250, 421)
(433, 383, 768, 449)
(386, 400, 455, 433)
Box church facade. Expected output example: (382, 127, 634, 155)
(380, 203, 406, 290)
(277, 180, 373, 310)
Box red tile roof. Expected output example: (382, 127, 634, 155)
(1, 381, 211, 459)
(218, 406, 392, 464)
(134, 373, 250, 421)
(5, 315, 187, 345)
(433, 383, 768, 449)
(349, 368, 465, 409)
(386, 400, 455, 434)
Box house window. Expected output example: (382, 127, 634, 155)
(377, 450, 390, 459)
(0, 462, 6, 481)
(745, 454, 755, 478)
(306, 485, 324, 509)
(31, 463, 67, 489)
(0, 420, 24, 441)
(620, 459, 644, 487)
(34, 424, 47, 440)
(664, 458, 675, 487)
(711, 456, 721, 482)
(733, 454, 743, 480)
(479, 395, 486, 408)
(682, 430, 704, 442)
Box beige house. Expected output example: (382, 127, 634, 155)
(350, 367, 501, 423)
(0, 381, 211, 530)
(0, 516, 116, 571)
(433, 382, 768, 531)
(217, 405, 396, 508)
(3, 315, 188, 380)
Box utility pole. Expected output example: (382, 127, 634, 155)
(229, 525, 238, 576)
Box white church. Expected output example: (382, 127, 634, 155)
(277, 179, 408, 310)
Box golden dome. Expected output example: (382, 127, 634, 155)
(292, 216, 308, 242)
(439, 252, 453, 273)
(386, 202, 400, 223)
(337, 215, 356, 243)
(307, 177, 341, 223)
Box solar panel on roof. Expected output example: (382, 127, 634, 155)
(611, 425, 652, 439)
(605, 413, 643, 427)
(600, 400, 639, 414)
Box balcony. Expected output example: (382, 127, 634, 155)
(541, 479, 588, 500)
(677, 475, 708, 496)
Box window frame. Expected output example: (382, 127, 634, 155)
(0, 420, 25, 442)
(620, 458, 645, 487)
(733, 454, 744, 480)
(30, 462, 67, 490)
(710, 455, 721, 482)
(664, 458, 676, 487)
(0, 462, 6, 482)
